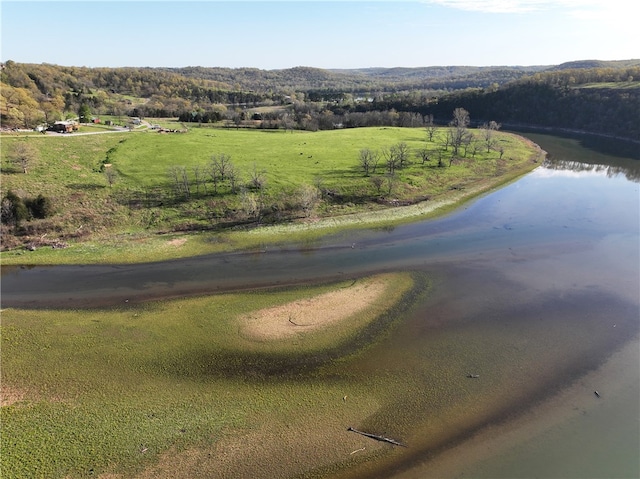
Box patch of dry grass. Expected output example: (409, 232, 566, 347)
(0, 385, 28, 407)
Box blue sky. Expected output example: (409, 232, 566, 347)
(1, 1, 638, 69)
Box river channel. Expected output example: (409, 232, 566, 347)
(2, 133, 639, 478)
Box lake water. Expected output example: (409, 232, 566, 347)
(2, 133, 638, 478)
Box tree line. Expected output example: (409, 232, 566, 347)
(2, 60, 638, 141)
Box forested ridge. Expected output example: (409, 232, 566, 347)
(2, 59, 639, 140)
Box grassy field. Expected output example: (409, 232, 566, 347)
(0, 125, 542, 264)
(1, 272, 419, 478)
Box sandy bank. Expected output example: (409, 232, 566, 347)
(240, 277, 390, 341)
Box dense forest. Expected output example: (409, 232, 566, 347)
(2, 59, 639, 141)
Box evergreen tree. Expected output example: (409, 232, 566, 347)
(78, 103, 92, 123)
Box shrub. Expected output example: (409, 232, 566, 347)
(25, 194, 55, 219)
(1, 190, 29, 225)
(1, 191, 55, 226)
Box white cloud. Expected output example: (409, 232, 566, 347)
(423, 0, 554, 13)
(422, 0, 614, 14)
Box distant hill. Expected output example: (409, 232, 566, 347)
(330, 65, 548, 80)
(548, 59, 640, 71)
(2, 59, 639, 140)
(165, 64, 551, 92)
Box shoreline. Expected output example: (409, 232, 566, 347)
(393, 337, 640, 478)
(0, 157, 540, 267)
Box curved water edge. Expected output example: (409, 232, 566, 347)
(2, 152, 638, 308)
(2, 133, 638, 308)
(2, 132, 639, 478)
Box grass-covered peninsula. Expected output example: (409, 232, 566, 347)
(0, 124, 543, 264)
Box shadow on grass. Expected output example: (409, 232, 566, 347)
(321, 167, 364, 179)
(66, 183, 107, 191)
(0, 167, 22, 175)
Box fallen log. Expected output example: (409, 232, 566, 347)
(348, 427, 407, 447)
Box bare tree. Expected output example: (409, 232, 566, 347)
(399, 112, 423, 127)
(169, 166, 181, 198)
(104, 166, 118, 188)
(192, 164, 205, 195)
(10, 141, 38, 174)
(240, 188, 259, 219)
(449, 108, 471, 156)
(451, 108, 470, 129)
(440, 132, 451, 152)
(207, 162, 220, 195)
(449, 127, 473, 156)
(296, 184, 319, 217)
(480, 120, 501, 153)
(226, 162, 241, 194)
(470, 141, 481, 158)
(462, 132, 475, 157)
(382, 142, 411, 174)
(169, 166, 190, 200)
(180, 167, 191, 200)
(425, 114, 437, 141)
(249, 163, 267, 191)
(208, 153, 240, 196)
(232, 112, 243, 129)
(281, 112, 295, 132)
(358, 148, 379, 176)
(211, 153, 233, 181)
(392, 142, 410, 169)
(382, 147, 398, 174)
(416, 147, 431, 165)
(385, 173, 397, 196)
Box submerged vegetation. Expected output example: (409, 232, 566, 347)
(3, 263, 636, 478)
(1, 272, 419, 478)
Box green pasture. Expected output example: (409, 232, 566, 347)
(1, 126, 537, 196)
(94, 126, 534, 193)
(75, 123, 124, 133)
(578, 81, 640, 90)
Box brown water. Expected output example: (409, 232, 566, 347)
(2, 133, 639, 478)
